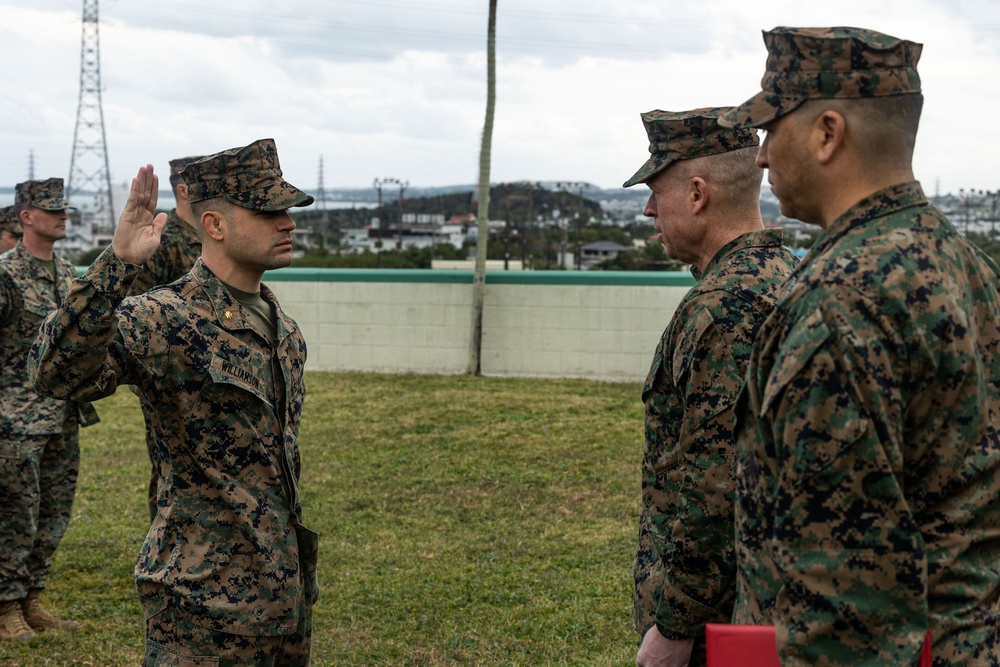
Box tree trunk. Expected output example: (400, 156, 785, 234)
(467, 0, 497, 376)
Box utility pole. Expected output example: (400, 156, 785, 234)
(316, 155, 329, 250)
(374, 177, 407, 268)
(554, 181, 586, 270)
(28, 150, 35, 180)
(373, 178, 385, 268)
(960, 188, 973, 235)
(500, 181, 538, 269)
(67, 0, 114, 239)
(376, 177, 408, 268)
(397, 181, 408, 268)
(990, 190, 999, 238)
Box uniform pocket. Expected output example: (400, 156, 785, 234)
(761, 307, 872, 483)
(761, 307, 831, 417)
(144, 639, 220, 666)
(0, 438, 19, 460)
(208, 353, 273, 409)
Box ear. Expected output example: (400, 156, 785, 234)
(176, 183, 189, 204)
(18, 208, 31, 226)
(201, 209, 226, 241)
(812, 110, 847, 165)
(689, 176, 708, 215)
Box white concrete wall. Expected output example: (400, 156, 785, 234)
(267, 275, 692, 382)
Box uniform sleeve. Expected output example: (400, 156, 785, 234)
(126, 242, 172, 297)
(654, 305, 745, 637)
(29, 246, 154, 402)
(0, 265, 20, 324)
(758, 295, 927, 664)
(126, 262, 158, 297)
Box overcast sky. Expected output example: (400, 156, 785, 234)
(1, 0, 998, 201)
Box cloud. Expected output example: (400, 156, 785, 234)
(1, 0, 998, 195)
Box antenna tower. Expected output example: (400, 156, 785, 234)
(67, 0, 114, 234)
(28, 150, 35, 180)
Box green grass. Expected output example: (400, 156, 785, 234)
(0, 372, 643, 666)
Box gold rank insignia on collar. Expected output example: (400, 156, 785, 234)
(225, 310, 233, 319)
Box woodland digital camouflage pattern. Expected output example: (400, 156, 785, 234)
(0, 206, 20, 237)
(634, 229, 796, 665)
(623, 108, 758, 188)
(126, 209, 202, 297)
(145, 602, 311, 665)
(736, 182, 1000, 664)
(14, 178, 75, 211)
(169, 155, 204, 179)
(29, 248, 318, 639)
(128, 155, 207, 525)
(182, 138, 314, 211)
(0, 243, 97, 602)
(720, 27, 923, 129)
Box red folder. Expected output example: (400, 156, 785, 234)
(705, 625, 932, 667)
(705, 624, 779, 667)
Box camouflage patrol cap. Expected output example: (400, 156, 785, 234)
(623, 107, 759, 188)
(0, 206, 21, 236)
(169, 155, 206, 178)
(14, 177, 76, 211)
(720, 27, 923, 129)
(182, 138, 314, 211)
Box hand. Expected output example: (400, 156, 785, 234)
(636, 625, 694, 667)
(111, 164, 168, 266)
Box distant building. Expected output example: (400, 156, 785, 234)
(340, 225, 467, 254)
(580, 241, 630, 270)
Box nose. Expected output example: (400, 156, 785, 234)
(642, 193, 656, 219)
(278, 212, 295, 232)
(755, 137, 769, 170)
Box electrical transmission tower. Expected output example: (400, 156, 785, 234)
(67, 0, 114, 236)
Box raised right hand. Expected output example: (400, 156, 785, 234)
(111, 164, 168, 265)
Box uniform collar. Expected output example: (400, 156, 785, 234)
(810, 180, 926, 260)
(11, 241, 61, 284)
(189, 258, 298, 342)
(693, 228, 784, 280)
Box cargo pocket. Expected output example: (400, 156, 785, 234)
(144, 639, 220, 667)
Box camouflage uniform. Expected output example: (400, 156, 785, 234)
(126, 211, 201, 297)
(127, 156, 204, 523)
(624, 109, 798, 665)
(0, 206, 22, 253)
(720, 28, 1000, 664)
(28, 140, 319, 664)
(0, 180, 97, 604)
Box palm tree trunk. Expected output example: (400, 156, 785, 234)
(467, 0, 497, 375)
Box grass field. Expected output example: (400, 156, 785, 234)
(0, 372, 643, 666)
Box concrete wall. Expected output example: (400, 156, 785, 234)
(263, 268, 696, 382)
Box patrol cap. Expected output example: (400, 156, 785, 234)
(720, 27, 923, 129)
(623, 107, 759, 188)
(14, 177, 76, 211)
(182, 138, 314, 211)
(0, 206, 21, 236)
(169, 155, 205, 178)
